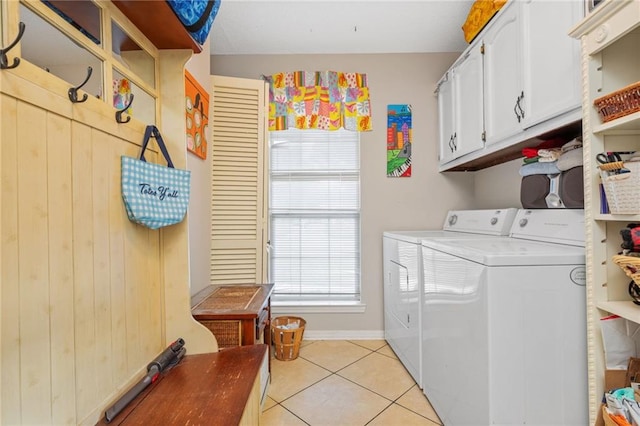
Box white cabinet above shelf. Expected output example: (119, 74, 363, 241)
(437, 0, 583, 172)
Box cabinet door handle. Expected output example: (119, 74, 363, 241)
(517, 91, 525, 119)
(514, 95, 522, 122)
(452, 133, 457, 151)
(448, 135, 455, 152)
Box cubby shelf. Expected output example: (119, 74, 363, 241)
(593, 110, 640, 134)
(570, 0, 640, 423)
(597, 301, 640, 324)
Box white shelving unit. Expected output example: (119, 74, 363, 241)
(570, 1, 640, 423)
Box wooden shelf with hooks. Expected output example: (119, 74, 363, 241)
(111, 0, 203, 53)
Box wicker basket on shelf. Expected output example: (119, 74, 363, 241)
(593, 81, 640, 123)
(600, 161, 640, 214)
(613, 255, 640, 285)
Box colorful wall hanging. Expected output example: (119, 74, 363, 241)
(266, 71, 372, 132)
(387, 104, 412, 177)
(113, 78, 132, 111)
(185, 70, 209, 159)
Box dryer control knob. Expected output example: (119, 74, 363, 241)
(490, 217, 498, 225)
(519, 218, 528, 227)
(449, 214, 458, 225)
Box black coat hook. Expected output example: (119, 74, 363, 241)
(1, 22, 25, 70)
(115, 94, 134, 124)
(68, 66, 93, 103)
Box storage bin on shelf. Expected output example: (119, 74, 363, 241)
(593, 81, 640, 123)
(271, 316, 306, 361)
(599, 161, 640, 214)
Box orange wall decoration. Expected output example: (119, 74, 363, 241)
(185, 70, 209, 159)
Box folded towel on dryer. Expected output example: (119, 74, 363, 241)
(538, 148, 562, 162)
(523, 156, 540, 164)
(519, 161, 561, 177)
(561, 138, 583, 153)
(557, 147, 583, 171)
(521, 138, 568, 158)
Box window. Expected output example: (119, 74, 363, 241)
(269, 129, 360, 304)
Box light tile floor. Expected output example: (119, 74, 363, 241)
(260, 340, 443, 426)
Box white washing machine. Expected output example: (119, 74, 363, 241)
(420, 209, 587, 426)
(382, 208, 517, 388)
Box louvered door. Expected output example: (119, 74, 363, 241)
(210, 76, 268, 284)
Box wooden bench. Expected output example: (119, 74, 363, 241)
(97, 344, 268, 425)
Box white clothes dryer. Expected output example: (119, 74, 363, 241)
(382, 208, 517, 388)
(420, 209, 587, 425)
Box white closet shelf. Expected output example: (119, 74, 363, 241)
(595, 213, 640, 221)
(597, 300, 640, 324)
(593, 111, 640, 135)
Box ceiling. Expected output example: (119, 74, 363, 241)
(209, 0, 475, 55)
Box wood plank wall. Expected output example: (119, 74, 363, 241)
(0, 57, 214, 425)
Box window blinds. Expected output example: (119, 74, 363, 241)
(269, 129, 361, 301)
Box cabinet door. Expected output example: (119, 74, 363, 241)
(520, 0, 582, 128)
(437, 74, 456, 164)
(483, 2, 523, 145)
(454, 45, 485, 157)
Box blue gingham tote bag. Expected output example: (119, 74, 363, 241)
(121, 125, 191, 229)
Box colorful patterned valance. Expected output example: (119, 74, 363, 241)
(266, 71, 372, 132)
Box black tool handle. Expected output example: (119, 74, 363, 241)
(104, 371, 157, 423)
(104, 338, 185, 423)
(147, 338, 185, 372)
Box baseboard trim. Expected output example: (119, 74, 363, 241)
(302, 330, 385, 340)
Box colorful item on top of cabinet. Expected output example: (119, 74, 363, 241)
(185, 70, 209, 160)
(121, 125, 191, 230)
(166, 0, 221, 45)
(386, 104, 412, 177)
(265, 71, 372, 132)
(113, 78, 132, 114)
(461, 0, 507, 43)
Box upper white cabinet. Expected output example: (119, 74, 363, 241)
(437, 69, 456, 165)
(484, 0, 582, 144)
(483, 1, 523, 145)
(437, 44, 484, 164)
(521, 0, 582, 129)
(438, 0, 583, 171)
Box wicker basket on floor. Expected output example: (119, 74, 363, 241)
(271, 316, 306, 361)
